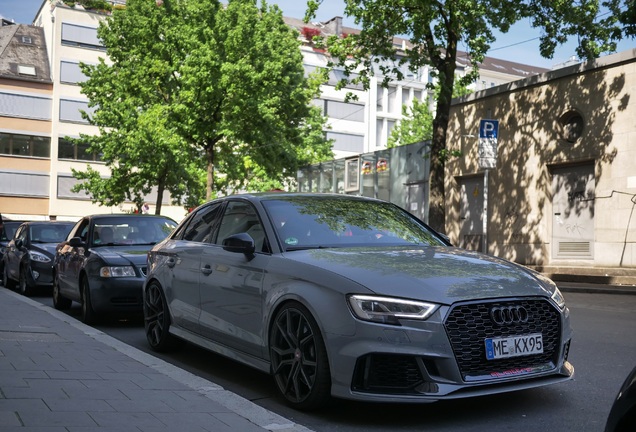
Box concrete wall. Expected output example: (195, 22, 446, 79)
(446, 49, 636, 268)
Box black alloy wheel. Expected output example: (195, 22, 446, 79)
(144, 281, 181, 352)
(80, 277, 97, 324)
(52, 272, 72, 310)
(18, 264, 34, 296)
(269, 302, 331, 411)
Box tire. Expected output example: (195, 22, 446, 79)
(144, 281, 182, 352)
(269, 302, 331, 411)
(52, 271, 72, 310)
(80, 277, 98, 324)
(2, 264, 16, 289)
(18, 264, 34, 297)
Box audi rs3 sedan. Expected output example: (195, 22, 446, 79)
(143, 193, 574, 410)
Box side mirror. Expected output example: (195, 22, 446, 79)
(222, 233, 256, 255)
(68, 237, 84, 248)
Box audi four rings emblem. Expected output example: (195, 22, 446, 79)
(490, 305, 529, 325)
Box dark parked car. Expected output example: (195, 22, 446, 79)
(143, 193, 574, 410)
(605, 366, 636, 432)
(0, 219, 28, 283)
(2, 221, 75, 295)
(53, 214, 177, 323)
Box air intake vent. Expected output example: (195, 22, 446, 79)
(558, 242, 590, 254)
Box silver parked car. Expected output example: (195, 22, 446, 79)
(143, 193, 574, 410)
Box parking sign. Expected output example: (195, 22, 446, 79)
(479, 119, 498, 169)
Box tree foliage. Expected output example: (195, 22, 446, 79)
(73, 0, 332, 213)
(387, 99, 434, 148)
(306, 0, 632, 232)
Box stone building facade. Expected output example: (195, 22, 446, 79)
(446, 49, 636, 274)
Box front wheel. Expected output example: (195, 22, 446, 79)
(144, 281, 182, 352)
(269, 302, 331, 411)
(80, 277, 98, 324)
(52, 272, 72, 310)
(18, 264, 34, 296)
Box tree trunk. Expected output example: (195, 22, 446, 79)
(206, 144, 215, 200)
(154, 179, 165, 214)
(427, 39, 458, 234)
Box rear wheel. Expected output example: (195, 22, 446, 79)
(52, 272, 72, 310)
(18, 264, 34, 296)
(269, 302, 331, 411)
(80, 277, 98, 324)
(144, 281, 182, 352)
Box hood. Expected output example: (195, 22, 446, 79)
(283, 246, 555, 305)
(31, 243, 59, 257)
(90, 245, 151, 266)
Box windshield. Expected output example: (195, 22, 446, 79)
(1, 222, 23, 242)
(30, 223, 74, 243)
(262, 196, 446, 251)
(92, 216, 178, 247)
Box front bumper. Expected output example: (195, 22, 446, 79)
(325, 297, 574, 403)
(86, 276, 144, 314)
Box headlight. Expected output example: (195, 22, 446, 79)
(99, 266, 136, 277)
(551, 286, 566, 309)
(29, 251, 51, 263)
(347, 294, 438, 325)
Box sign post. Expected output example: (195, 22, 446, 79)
(478, 120, 499, 254)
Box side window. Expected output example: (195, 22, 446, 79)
(16, 226, 27, 242)
(73, 220, 89, 242)
(182, 202, 224, 242)
(216, 201, 266, 252)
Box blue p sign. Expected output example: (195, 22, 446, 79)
(479, 119, 499, 139)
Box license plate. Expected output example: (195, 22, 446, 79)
(485, 333, 543, 360)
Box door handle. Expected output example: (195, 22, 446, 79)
(201, 264, 213, 275)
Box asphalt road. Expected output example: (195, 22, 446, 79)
(27, 289, 636, 432)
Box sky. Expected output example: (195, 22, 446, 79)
(2, 0, 635, 69)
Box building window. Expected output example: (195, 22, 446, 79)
(21, 36, 33, 44)
(0, 171, 49, 197)
(0, 91, 51, 120)
(0, 132, 50, 158)
(387, 86, 399, 114)
(377, 86, 385, 111)
(59, 99, 94, 124)
(61, 23, 104, 50)
(325, 99, 364, 122)
(58, 137, 101, 161)
(60, 60, 88, 84)
(327, 131, 364, 153)
(559, 110, 585, 143)
(18, 65, 36, 76)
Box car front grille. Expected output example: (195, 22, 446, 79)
(139, 266, 147, 277)
(444, 298, 562, 381)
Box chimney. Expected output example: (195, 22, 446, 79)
(324, 16, 343, 37)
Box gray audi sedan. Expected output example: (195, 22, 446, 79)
(143, 193, 573, 410)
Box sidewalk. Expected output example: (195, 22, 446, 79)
(0, 288, 312, 432)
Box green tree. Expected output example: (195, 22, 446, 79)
(74, 0, 332, 213)
(306, 0, 631, 232)
(387, 99, 434, 148)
